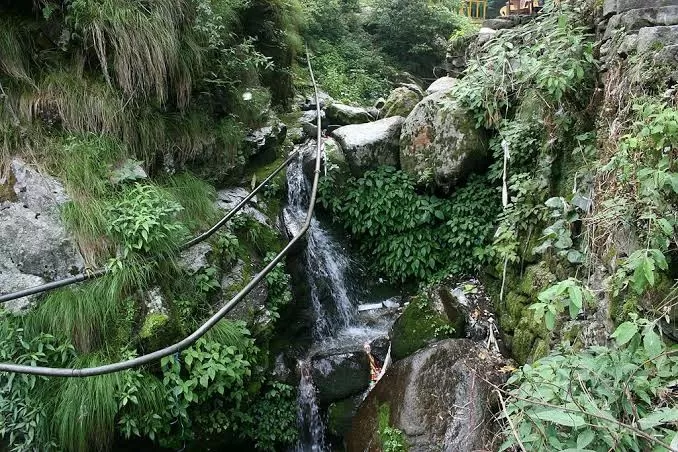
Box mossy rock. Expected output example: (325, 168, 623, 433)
(382, 87, 422, 118)
(328, 396, 362, 438)
(518, 263, 557, 297)
(390, 297, 462, 360)
(512, 315, 550, 365)
(139, 313, 177, 351)
(0, 167, 17, 203)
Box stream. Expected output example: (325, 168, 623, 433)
(283, 141, 400, 451)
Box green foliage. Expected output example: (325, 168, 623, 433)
(613, 249, 669, 297)
(0, 312, 74, 451)
(369, 0, 467, 77)
(322, 166, 498, 282)
(533, 196, 589, 264)
(107, 183, 187, 258)
(453, 6, 596, 128)
(501, 316, 678, 452)
(529, 278, 594, 330)
(378, 404, 409, 452)
(162, 172, 219, 232)
(264, 253, 293, 323)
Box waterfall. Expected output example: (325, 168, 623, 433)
(295, 360, 327, 452)
(284, 146, 357, 338)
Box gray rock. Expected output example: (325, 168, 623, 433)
(215, 187, 269, 226)
(178, 242, 212, 274)
(400, 91, 488, 193)
(332, 116, 404, 176)
(302, 137, 349, 183)
(325, 103, 375, 126)
(381, 87, 423, 118)
(300, 109, 327, 129)
(477, 27, 498, 45)
(10, 159, 68, 213)
(299, 90, 333, 111)
(0, 257, 45, 312)
(482, 18, 516, 30)
(426, 76, 459, 95)
(373, 97, 386, 110)
(637, 25, 678, 52)
(310, 350, 371, 404)
(222, 259, 271, 330)
(244, 118, 287, 163)
(347, 339, 510, 452)
(604, 0, 677, 18)
(604, 6, 678, 39)
(144, 287, 167, 315)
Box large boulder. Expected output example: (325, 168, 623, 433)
(0, 159, 84, 312)
(310, 350, 371, 405)
(381, 87, 423, 118)
(244, 116, 287, 165)
(332, 116, 404, 176)
(346, 339, 509, 452)
(426, 77, 458, 95)
(400, 92, 488, 193)
(604, 6, 678, 39)
(326, 103, 374, 126)
(215, 187, 269, 226)
(637, 25, 678, 52)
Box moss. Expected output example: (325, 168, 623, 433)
(139, 313, 169, 339)
(328, 397, 360, 438)
(391, 296, 460, 360)
(518, 263, 557, 296)
(532, 339, 550, 361)
(511, 327, 536, 365)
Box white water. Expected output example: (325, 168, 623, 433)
(295, 360, 327, 452)
(285, 141, 397, 451)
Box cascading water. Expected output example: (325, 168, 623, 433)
(284, 144, 356, 338)
(295, 360, 327, 452)
(285, 139, 399, 451)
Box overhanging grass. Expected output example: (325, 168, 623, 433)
(162, 171, 219, 232)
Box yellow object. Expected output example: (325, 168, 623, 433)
(459, 0, 488, 22)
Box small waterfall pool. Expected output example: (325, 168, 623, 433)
(283, 141, 401, 451)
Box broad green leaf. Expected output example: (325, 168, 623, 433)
(545, 310, 556, 330)
(611, 321, 638, 345)
(534, 408, 586, 427)
(577, 429, 595, 449)
(643, 329, 663, 358)
(638, 407, 678, 430)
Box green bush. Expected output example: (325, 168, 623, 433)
(320, 167, 499, 282)
(501, 316, 678, 451)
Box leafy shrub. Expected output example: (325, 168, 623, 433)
(107, 183, 187, 258)
(378, 404, 409, 452)
(501, 316, 678, 451)
(321, 167, 499, 282)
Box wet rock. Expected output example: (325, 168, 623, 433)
(327, 395, 364, 438)
(381, 87, 423, 118)
(347, 339, 510, 452)
(400, 92, 488, 193)
(222, 259, 271, 331)
(0, 159, 84, 312)
(216, 187, 269, 226)
(425, 76, 458, 95)
(332, 116, 404, 176)
(178, 242, 212, 274)
(302, 137, 349, 184)
(298, 90, 333, 111)
(326, 103, 374, 126)
(310, 350, 371, 404)
(244, 117, 287, 164)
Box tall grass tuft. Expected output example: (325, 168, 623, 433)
(162, 171, 219, 231)
(67, 0, 200, 107)
(53, 355, 120, 452)
(204, 319, 254, 351)
(0, 18, 34, 84)
(24, 257, 152, 352)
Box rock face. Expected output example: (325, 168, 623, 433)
(381, 87, 423, 118)
(215, 187, 269, 226)
(347, 339, 509, 452)
(222, 259, 271, 331)
(332, 116, 404, 176)
(604, 0, 677, 18)
(400, 92, 488, 192)
(0, 159, 85, 312)
(326, 103, 375, 126)
(310, 351, 371, 405)
(426, 76, 458, 95)
(244, 117, 287, 165)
